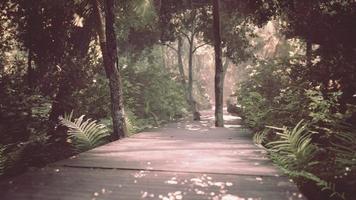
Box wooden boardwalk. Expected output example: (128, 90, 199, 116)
(0, 111, 305, 200)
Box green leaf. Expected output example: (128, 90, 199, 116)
(59, 111, 110, 152)
(267, 120, 316, 170)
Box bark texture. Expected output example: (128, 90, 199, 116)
(212, 0, 224, 127)
(306, 40, 312, 68)
(27, 48, 34, 89)
(188, 34, 194, 103)
(94, 0, 127, 139)
(222, 57, 229, 86)
(177, 36, 186, 88)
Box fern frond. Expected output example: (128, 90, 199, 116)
(0, 145, 6, 176)
(59, 111, 110, 152)
(267, 120, 316, 170)
(280, 168, 345, 200)
(331, 131, 356, 167)
(253, 130, 267, 146)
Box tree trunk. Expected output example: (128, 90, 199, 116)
(188, 34, 194, 104)
(27, 48, 34, 89)
(306, 40, 312, 68)
(49, 78, 73, 123)
(104, 0, 127, 139)
(222, 57, 229, 86)
(177, 36, 186, 88)
(27, 11, 34, 90)
(212, 0, 224, 127)
(94, 0, 127, 139)
(187, 9, 197, 106)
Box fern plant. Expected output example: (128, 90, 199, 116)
(59, 112, 110, 152)
(266, 120, 316, 170)
(265, 121, 347, 199)
(282, 168, 345, 200)
(331, 131, 356, 167)
(0, 145, 6, 176)
(253, 130, 268, 147)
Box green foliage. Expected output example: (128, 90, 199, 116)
(267, 121, 316, 171)
(121, 46, 188, 123)
(265, 121, 349, 199)
(59, 112, 110, 152)
(283, 169, 345, 200)
(237, 57, 307, 130)
(306, 89, 343, 124)
(0, 64, 51, 144)
(116, 0, 160, 54)
(72, 46, 189, 135)
(238, 91, 269, 129)
(332, 131, 356, 167)
(124, 109, 152, 135)
(237, 31, 356, 198)
(0, 2, 353, 200)
(0, 132, 51, 178)
(253, 128, 277, 148)
(252, 130, 266, 146)
(0, 0, 185, 177)
(330, 130, 356, 195)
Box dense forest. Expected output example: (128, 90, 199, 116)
(1, 0, 355, 199)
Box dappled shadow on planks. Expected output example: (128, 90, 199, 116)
(0, 167, 304, 200)
(0, 109, 306, 200)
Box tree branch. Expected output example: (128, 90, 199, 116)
(179, 30, 192, 43)
(223, 57, 230, 75)
(160, 42, 178, 52)
(193, 42, 209, 53)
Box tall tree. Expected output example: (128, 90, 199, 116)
(177, 9, 199, 104)
(212, 0, 224, 127)
(177, 36, 187, 89)
(93, 0, 127, 139)
(161, 7, 209, 119)
(179, 8, 209, 107)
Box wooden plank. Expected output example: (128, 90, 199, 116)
(53, 137, 281, 176)
(53, 113, 280, 176)
(130, 127, 252, 140)
(0, 111, 306, 199)
(0, 167, 305, 200)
